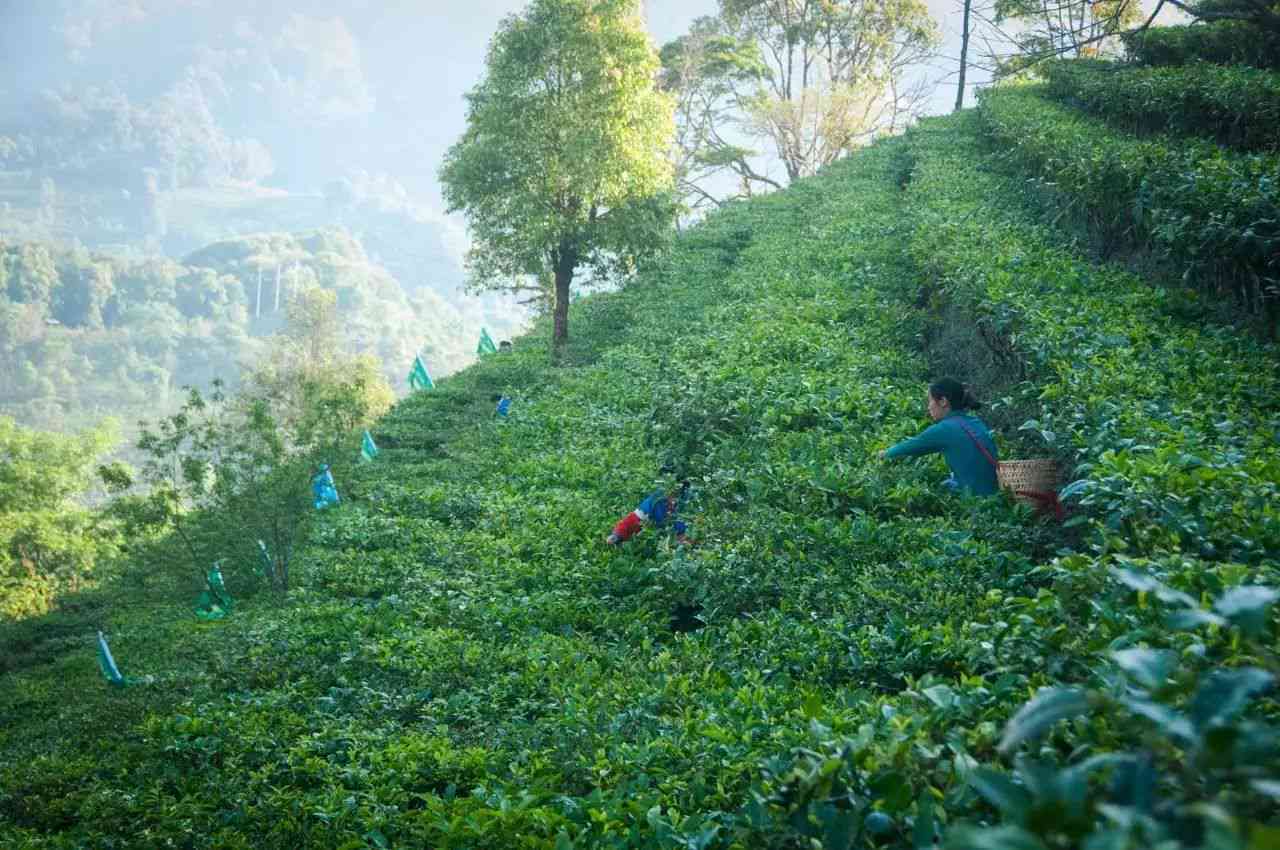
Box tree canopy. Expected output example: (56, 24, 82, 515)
(440, 0, 676, 354)
(0, 416, 118, 618)
(660, 0, 938, 205)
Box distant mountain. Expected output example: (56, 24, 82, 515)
(0, 2, 530, 438)
(0, 227, 524, 439)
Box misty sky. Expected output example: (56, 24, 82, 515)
(373, 0, 722, 206)
(371, 0, 983, 208)
(0, 0, 1176, 219)
(406, 0, 1178, 205)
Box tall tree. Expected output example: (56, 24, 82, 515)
(952, 0, 1173, 95)
(661, 0, 938, 203)
(660, 18, 779, 209)
(955, 0, 974, 110)
(440, 0, 676, 357)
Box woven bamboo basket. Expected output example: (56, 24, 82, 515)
(997, 458, 1060, 508)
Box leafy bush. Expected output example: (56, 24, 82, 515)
(905, 110, 1280, 566)
(1122, 21, 1280, 69)
(1042, 58, 1280, 150)
(0, 417, 121, 619)
(714, 109, 1280, 850)
(1, 109, 1276, 848)
(977, 85, 1280, 321)
(781, 108, 1280, 850)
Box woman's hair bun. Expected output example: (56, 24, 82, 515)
(930, 377, 982, 411)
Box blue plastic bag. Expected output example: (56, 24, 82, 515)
(312, 464, 340, 509)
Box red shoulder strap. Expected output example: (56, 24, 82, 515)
(955, 419, 999, 469)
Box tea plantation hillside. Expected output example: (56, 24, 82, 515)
(2, 74, 1278, 847)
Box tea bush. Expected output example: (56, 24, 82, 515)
(1121, 21, 1280, 69)
(1041, 58, 1280, 151)
(733, 109, 1280, 850)
(905, 111, 1280, 569)
(977, 85, 1280, 320)
(1, 101, 1276, 849)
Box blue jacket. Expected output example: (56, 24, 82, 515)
(637, 490, 688, 536)
(885, 412, 999, 495)
(612, 487, 692, 542)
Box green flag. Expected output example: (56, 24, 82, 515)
(97, 630, 125, 686)
(477, 328, 497, 355)
(361, 430, 379, 462)
(408, 355, 433, 391)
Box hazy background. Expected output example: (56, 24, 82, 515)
(0, 0, 1078, 441)
(0, 0, 987, 212)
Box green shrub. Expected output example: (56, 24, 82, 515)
(1042, 58, 1280, 150)
(1122, 21, 1280, 68)
(1, 109, 1276, 849)
(977, 85, 1280, 321)
(905, 110, 1280, 564)
(0, 417, 122, 620)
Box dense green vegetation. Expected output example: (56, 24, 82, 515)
(441, 0, 676, 353)
(1121, 20, 1280, 68)
(0, 281, 398, 621)
(3, 40, 1277, 844)
(0, 228, 518, 437)
(1042, 58, 1280, 151)
(977, 86, 1280, 324)
(0, 418, 121, 620)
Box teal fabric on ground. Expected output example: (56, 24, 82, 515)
(885, 412, 999, 495)
(95, 631, 153, 687)
(195, 563, 235, 620)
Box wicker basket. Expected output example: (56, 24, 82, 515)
(997, 458, 1060, 508)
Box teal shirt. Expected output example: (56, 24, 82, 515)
(885, 412, 999, 495)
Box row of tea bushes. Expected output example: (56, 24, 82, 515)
(1121, 20, 1280, 69)
(977, 86, 1280, 320)
(1042, 58, 1280, 151)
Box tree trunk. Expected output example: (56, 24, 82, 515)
(955, 0, 973, 112)
(551, 242, 576, 360)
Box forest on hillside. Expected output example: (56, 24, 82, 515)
(0, 1, 527, 439)
(0, 228, 517, 436)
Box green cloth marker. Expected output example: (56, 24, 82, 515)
(361, 430, 379, 462)
(409, 355, 433, 391)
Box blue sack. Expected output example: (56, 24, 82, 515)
(312, 464, 340, 509)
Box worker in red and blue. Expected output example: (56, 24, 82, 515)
(605, 479, 692, 545)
